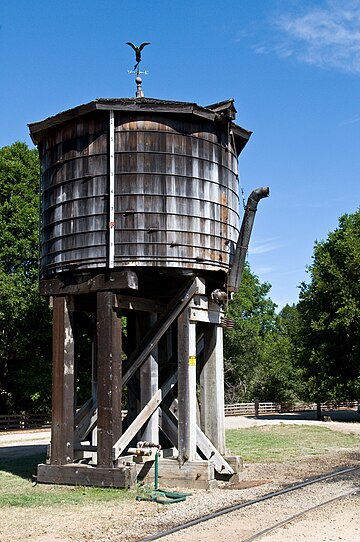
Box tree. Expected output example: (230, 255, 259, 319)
(279, 303, 301, 343)
(224, 263, 299, 403)
(298, 210, 360, 404)
(0, 142, 52, 413)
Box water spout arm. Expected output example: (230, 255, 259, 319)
(227, 186, 269, 294)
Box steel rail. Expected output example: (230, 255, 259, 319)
(242, 487, 360, 542)
(137, 465, 360, 542)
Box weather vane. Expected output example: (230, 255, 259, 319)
(126, 42, 150, 98)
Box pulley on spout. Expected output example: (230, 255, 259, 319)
(227, 186, 270, 295)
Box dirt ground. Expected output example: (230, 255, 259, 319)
(0, 410, 359, 542)
(225, 407, 360, 433)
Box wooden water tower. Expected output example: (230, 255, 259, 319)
(29, 96, 267, 488)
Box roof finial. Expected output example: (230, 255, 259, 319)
(126, 42, 150, 98)
(135, 74, 144, 98)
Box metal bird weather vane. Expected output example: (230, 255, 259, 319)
(126, 41, 151, 98)
(126, 41, 151, 71)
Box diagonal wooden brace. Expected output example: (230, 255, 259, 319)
(160, 404, 234, 475)
(74, 403, 98, 445)
(112, 372, 178, 460)
(122, 279, 198, 385)
(112, 390, 162, 460)
(196, 426, 234, 475)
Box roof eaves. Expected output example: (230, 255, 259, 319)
(29, 97, 248, 144)
(28, 101, 98, 144)
(206, 98, 236, 112)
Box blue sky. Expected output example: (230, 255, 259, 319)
(1, 0, 360, 309)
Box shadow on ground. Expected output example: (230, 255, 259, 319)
(0, 446, 46, 479)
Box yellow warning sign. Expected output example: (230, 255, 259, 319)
(189, 356, 196, 366)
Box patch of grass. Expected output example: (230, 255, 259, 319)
(226, 425, 360, 463)
(0, 453, 135, 508)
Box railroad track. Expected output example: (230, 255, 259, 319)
(138, 465, 360, 542)
(240, 488, 359, 542)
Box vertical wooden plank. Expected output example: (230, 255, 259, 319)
(108, 109, 115, 268)
(177, 310, 197, 463)
(140, 313, 159, 443)
(51, 296, 75, 465)
(97, 291, 122, 468)
(91, 313, 98, 399)
(200, 324, 225, 454)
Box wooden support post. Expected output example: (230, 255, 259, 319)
(140, 313, 159, 443)
(91, 315, 98, 453)
(96, 291, 122, 468)
(200, 324, 226, 454)
(178, 310, 197, 463)
(51, 296, 75, 465)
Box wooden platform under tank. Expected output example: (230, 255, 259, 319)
(37, 455, 243, 490)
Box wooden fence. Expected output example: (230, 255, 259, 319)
(224, 401, 359, 416)
(224, 402, 280, 416)
(1, 402, 358, 430)
(0, 414, 51, 431)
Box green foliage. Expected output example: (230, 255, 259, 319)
(298, 210, 360, 402)
(224, 264, 300, 403)
(279, 303, 301, 342)
(0, 142, 52, 413)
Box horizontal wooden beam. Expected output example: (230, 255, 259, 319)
(116, 294, 166, 313)
(74, 444, 97, 452)
(136, 457, 217, 489)
(37, 463, 136, 488)
(39, 270, 138, 296)
(189, 296, 224, 324)
(136, 458, 215, 483)
(189, 308, 223, 324)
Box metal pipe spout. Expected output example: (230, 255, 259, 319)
(227, 186, 269, 294)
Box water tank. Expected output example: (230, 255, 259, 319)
(29, 98, 251, 280)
